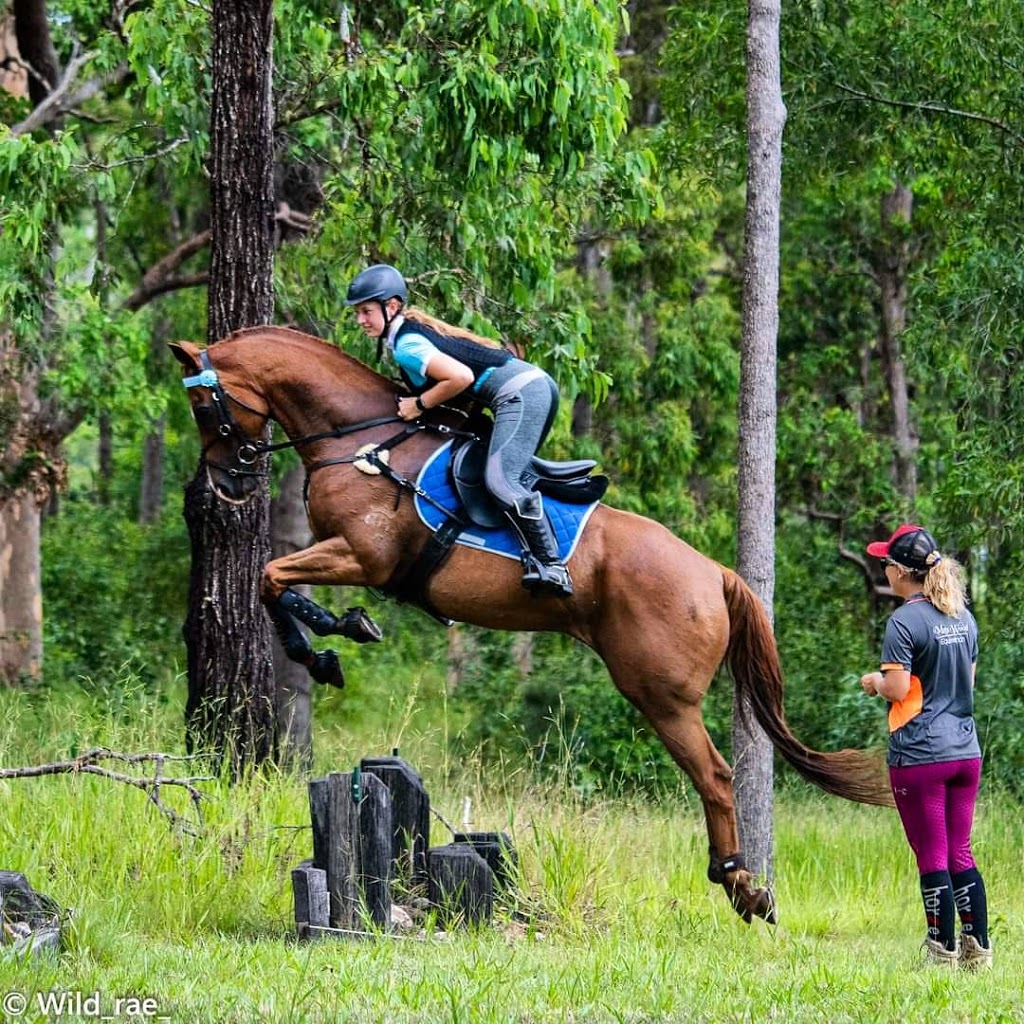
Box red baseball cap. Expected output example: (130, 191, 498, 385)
(866, 524, 941, 571)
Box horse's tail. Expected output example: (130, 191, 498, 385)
(721, 567, 894, 807)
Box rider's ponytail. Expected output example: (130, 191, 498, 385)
(404, 308, 504, 350)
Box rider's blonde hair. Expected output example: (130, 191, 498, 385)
(918, 555, 969, 618)
(404, 307, 504, 349)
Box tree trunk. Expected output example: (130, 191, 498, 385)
(732, 0, 785, 884)
(0, 2, 64, 687)
(270, 465, 313, 771)
(876, 184, 917, 503)
(0, 490, 42, 685)
(97, 413, 113, 506)
(139, 415, 165, 525)
(182, 0, 277, 773)
(12, 0, 58, 107)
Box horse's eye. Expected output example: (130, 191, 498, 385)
(193, 403, 217, 427)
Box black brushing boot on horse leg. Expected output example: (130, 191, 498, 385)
(505, 494, 573, 599)
(266, 600, 346, 689)
(278, 587, 383, 642)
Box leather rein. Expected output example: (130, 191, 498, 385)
(182, 349, 476, 517)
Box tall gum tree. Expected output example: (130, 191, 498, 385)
(182, 0, 277, 773)
(733, 0, 785, 885)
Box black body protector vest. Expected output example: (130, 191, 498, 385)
(393, 319, 512, 394)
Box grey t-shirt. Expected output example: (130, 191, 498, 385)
(880, 595, 981, 767)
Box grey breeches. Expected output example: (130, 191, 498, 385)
(476, 361, 560, 516)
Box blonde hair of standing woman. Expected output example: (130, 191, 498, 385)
(912, 553, 968, 618)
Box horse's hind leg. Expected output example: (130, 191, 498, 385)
(647, 704, 774, 923)
(596, 637, 774, 924)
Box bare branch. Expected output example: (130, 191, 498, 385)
(0, 748, 212, 835)
(73, 134, 192, 172)
(10, 52, 129, 137)
(118, 199, 311, 313)
(277, 96, 345, 129)
(122, 230, 212, 312)
(833, 82, 1024, 146)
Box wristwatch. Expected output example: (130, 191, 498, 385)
(415, 396, 427, 412)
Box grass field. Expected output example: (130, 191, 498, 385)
(0, 682, 1019, 1023)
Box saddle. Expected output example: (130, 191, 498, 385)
(450, 436, 609, 528)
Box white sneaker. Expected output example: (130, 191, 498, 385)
(923, 938, 958, 969)
(958, 933, 993, 972)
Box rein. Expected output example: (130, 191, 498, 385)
(183, 349, 477, 518)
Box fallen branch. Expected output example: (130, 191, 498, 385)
(0, 748, 213, 835)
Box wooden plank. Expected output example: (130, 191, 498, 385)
(427, 844, 494, 927)
(453, 831, 518, 892)
(360, 755, 431, 887)
(308, 772, 360, 930)
(357, 771, 392, 929)
(291, 859, 329, 931)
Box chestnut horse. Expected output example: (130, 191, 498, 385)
(171, 326, 891, 923)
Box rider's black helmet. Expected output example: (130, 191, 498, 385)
(345, 264, 408, 306)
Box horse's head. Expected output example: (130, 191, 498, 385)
(169, 341, 271, 504)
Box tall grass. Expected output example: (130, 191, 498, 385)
(0, 680, 1020, 1023)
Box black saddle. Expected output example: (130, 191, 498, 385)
(450, 437, 609, 529)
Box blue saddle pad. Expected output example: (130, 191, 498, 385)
(413, 441, 599, 562)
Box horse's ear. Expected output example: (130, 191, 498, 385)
(169, 341, 201, 370)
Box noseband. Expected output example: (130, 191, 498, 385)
(182, 350, 271, 481)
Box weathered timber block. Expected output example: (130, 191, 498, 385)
(309, 772, 359, 929)
(453, 832, 518, 892)
(357, 771, 392, 929)
(308, 771, 393, 931)
(360, 755, 430, 887)
(0, 871, 63, 954)
(427, 844, 494, 928)
(291, 860, 330, 934)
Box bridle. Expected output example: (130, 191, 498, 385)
(182, 350, 275, 482)
(182, 349, 480, 513)
(181, 349, 419, 482)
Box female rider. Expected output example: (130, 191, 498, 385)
(345, 263, 573, 599)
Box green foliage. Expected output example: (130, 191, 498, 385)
(448, 630, 726, 800)
(272, 0, 655, 400)
(41, 505, 188, 688)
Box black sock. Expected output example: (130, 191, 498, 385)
(952, 867, 989, 948)
(920, 870, 956, 950)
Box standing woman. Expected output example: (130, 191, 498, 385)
(859, 524, 992, 970)
(345, 264, 573, 599)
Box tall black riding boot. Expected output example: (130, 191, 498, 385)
(506, 496, 573, 599)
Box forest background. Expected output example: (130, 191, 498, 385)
(1, 2, 1023, 1019)
(2, 0, 1023, 794)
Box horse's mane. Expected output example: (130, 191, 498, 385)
(220, 325, 397, 390)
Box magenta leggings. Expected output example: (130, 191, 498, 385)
(889, 758, 981, 875)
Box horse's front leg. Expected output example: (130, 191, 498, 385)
(266, 597, 346, 689)
(260, 536, 385, 655)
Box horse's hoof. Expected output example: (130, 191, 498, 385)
(729, 890, 754, 924)
(310, 650, 345, 689)
(752, 886, 777, 925)
(728, 884, 775, 925)
(338, 606, 383, 643)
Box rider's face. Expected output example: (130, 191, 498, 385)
(353, 298, 401, 337)
(353, 301, 384, 337)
